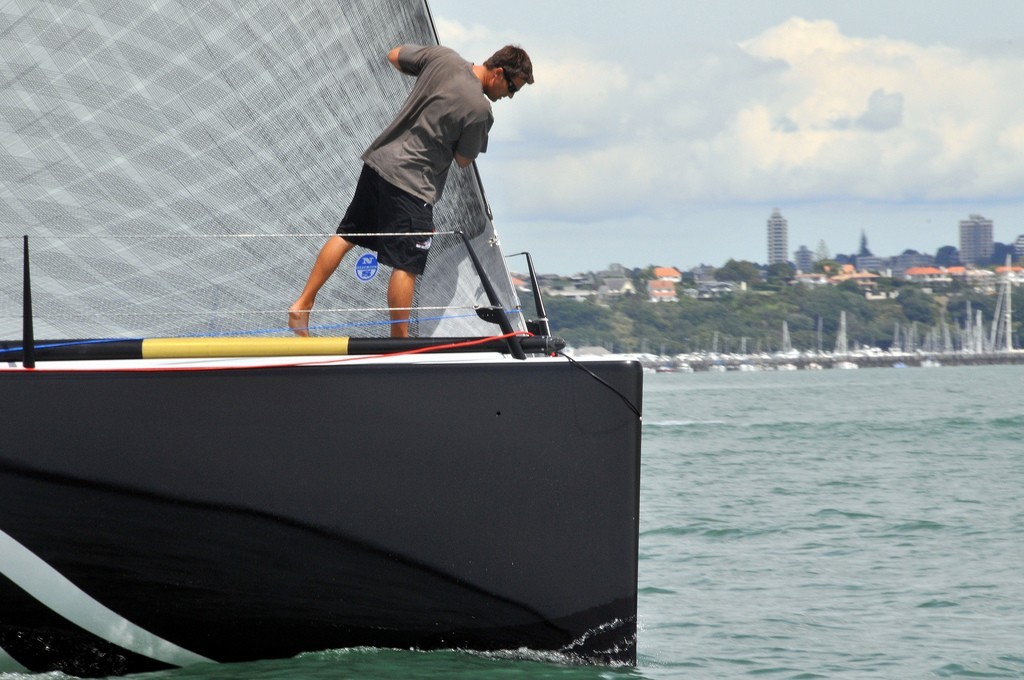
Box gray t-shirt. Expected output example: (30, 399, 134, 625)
(361, 45, 493, 205)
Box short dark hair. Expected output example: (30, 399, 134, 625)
(484, 45, 534, 85)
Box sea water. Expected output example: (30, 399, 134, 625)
(7, 365, 1024, 679)
(638, 363, 1024, 678)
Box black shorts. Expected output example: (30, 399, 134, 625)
(337, 164, 434, 275)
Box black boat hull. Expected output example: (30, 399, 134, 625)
(0, 358, 641, 676)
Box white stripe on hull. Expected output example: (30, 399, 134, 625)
(0, 528, 213, 668)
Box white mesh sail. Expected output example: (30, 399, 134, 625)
(0, 0, 523, 341)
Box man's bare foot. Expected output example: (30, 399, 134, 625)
(288, 305, 311, 337)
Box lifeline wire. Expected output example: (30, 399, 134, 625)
(556, 351, 642, 419)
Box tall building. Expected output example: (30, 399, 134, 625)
(958, 214, 994, 266)
(794, 245, 814, 272)
(766, 208, 789, 265)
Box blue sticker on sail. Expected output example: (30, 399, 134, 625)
(355, 253, 378, 282)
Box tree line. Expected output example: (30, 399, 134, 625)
(534, 271, 1021, 355)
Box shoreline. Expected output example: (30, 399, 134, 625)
(571, 349, 1024, 372)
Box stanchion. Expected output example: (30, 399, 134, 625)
(22, 235, 35, 369)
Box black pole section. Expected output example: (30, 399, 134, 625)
(521, 251, 551, 337)
(456, 230, 526, 360)
(22, 235, 35, 368)
(0, 336, 564, 362)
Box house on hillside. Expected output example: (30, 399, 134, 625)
(829, 264, 879, 292)
(995, 264, 1024, 284)
(903, 266, 952, 286)
(653, 266, 682, 282)
(599, 276, 636, 300)
(792, 272, 830, 287)
(903, 265, 1006, 293)
(684, 281, 737, 299)
(647, 279, 677, 302)
(536, 273, 595, 301)
(509, 273, 530, 293)
(958, 267, 997, 293)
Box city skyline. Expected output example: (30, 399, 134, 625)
(528, 208, 1020, 275)
(429, 0, 1024, 274)
(524, 206, 1019, 276)
(778, 210, 1014, 271)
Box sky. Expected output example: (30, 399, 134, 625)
(428, 0, 1024, 274)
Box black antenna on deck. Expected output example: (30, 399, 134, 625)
(22, 235, 35, 369)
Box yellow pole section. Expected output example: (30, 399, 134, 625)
(141, 337, 350, 359)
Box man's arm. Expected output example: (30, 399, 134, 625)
(454, 152, 473, 168)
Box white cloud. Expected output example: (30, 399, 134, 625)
(498, 57, 630, 142)
(700, 19, 1024, 201)
(432, 18, 493, 50)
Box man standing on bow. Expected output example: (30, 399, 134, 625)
(289, 44, 533, 337)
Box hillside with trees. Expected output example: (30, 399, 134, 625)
(531, 268, 1021, 356)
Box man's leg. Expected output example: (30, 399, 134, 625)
(288, 235, 355, 336)
(387, 268, 418, 338)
